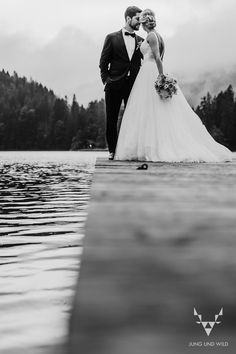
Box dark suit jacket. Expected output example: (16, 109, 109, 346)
(99, 30, 144, 90)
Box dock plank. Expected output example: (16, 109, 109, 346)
(68, 158, 236, 354)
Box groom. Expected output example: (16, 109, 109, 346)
(99, 6, 143, 160)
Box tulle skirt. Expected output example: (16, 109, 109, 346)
(114, 59, 232, 162)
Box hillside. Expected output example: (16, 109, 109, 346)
(0, 70, 106, 150)
(0, 69, 235, 150)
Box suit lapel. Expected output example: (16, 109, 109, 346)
(118, 30, 130, 61)
(130, 35, 139, 61)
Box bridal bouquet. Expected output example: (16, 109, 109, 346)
(154, 74, 178, 100)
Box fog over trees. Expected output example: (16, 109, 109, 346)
(0, 70, 235, 151)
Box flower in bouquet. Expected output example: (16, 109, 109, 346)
(154, 74, 178, 100)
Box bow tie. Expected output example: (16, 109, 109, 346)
(124, 31, 135, 38)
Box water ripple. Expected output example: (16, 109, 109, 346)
(0, 151, 105, 353)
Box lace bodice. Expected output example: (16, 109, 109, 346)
(140, 32, 164, 62)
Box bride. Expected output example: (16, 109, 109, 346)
(114, 9, 232, 162)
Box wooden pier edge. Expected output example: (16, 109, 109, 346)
(67, 157, 236, 354)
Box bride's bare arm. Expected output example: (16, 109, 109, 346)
(147, 32, 163, 75)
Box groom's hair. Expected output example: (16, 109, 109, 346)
(124, 6, 142, 20)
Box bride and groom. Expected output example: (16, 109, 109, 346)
(99, 6, 232, 162)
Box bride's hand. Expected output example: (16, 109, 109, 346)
(105, 77, 113, 84)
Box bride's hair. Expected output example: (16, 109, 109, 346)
(139, 9, 156, 29)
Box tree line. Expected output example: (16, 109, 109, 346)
(0, 70, 106, 150)
(0, 69, 235, 150)
(195, 85, 236, 150)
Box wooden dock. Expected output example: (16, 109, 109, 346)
(68, 157, 236, 354)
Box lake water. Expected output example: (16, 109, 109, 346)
(0, 151, 106, 354)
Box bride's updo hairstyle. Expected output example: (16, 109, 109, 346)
(139, 9, 156, 29)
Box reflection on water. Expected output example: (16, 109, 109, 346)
(0, 151, 105, 353)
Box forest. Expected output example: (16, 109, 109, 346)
(0, 69, 235, 151)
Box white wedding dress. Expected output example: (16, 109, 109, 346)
(114, 34, 232, 162)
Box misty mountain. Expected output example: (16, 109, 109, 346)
(180, 68, 236, 107)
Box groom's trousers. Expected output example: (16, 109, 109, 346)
(105, 77, 133, 153)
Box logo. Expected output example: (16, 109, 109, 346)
(194, 308, 223, 336)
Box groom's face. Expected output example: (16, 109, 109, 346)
(129, 12, 141, 30)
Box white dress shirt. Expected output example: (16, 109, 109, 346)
(122, 28, 135, 61)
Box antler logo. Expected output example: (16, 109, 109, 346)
(194, 308, 223, 336)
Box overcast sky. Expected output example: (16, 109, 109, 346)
(0, 0, 236, 106)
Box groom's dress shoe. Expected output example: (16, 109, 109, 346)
(108, 152, 115, 160)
